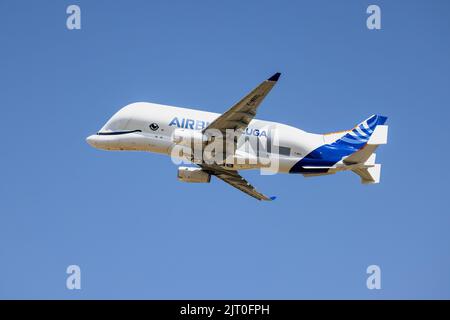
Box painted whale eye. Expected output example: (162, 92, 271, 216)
(149, 123, 159, 131)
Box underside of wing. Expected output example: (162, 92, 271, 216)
(200, 164, 275, 201)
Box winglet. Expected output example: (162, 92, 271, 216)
(269, 196, 277, 201)
(267, 72, 281, 82)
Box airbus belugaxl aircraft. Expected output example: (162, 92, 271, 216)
(87, 73, 388, 201)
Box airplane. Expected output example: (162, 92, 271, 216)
(86, 73, 388, 201)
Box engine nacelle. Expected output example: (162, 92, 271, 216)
(177, 167, 211, 183)
(172, 129, 207, 146)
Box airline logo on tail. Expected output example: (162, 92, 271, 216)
(335, 115, 388, 148)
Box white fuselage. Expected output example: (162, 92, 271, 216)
(86, 102, 339, 173)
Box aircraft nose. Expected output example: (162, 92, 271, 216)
(86, 134, 97, 147)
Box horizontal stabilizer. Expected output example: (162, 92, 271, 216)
(302, 172, 336, 178)
(344, 145, 378, 164)
(352, 164, 381, 184)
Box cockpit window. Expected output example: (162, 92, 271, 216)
(97, 129, 142, 135)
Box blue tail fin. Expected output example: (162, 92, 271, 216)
(332, 115, 387, 149)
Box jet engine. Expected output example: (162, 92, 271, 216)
(177, 167, 211, 183)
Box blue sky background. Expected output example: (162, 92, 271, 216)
(1, 0, 449, 299)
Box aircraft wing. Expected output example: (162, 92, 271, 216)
(200, 164, 275, 201)
(203, 72, 281, 136)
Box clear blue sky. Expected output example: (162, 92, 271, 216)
(1, 0, 449, 299)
